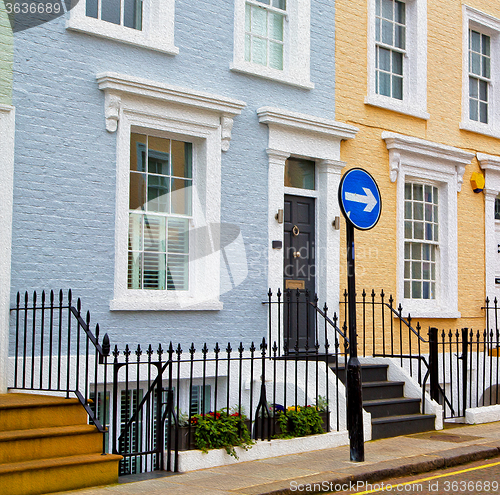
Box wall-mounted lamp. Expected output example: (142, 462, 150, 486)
(275, 209, 284, 224)
(332, 216, 340, 230)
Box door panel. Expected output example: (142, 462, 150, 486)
(283, 195, 316, 351)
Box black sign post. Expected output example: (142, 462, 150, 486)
(338, 168, 382, 463)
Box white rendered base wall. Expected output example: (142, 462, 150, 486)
(171, 430, 349, 472)
(465, 405, 500, 425)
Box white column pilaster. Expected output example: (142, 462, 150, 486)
(0, 104, 15, 394)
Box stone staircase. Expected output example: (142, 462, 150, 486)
(333, 363, 436, 440)
(0, 393, 122, 495)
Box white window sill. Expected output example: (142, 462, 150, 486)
(230, 61, 314, 90)
(110, 296, 223, 311)
(364, 95, 430, 120)
(66, 18, 179, 55)
(397, 302, 461, 320)
(460, 120, 500, 139)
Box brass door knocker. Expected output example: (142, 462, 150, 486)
(292, 225, 300, 237)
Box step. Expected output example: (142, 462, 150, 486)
(362, 381, 405, 401)
(371, 413, 436, 440)
(330, 364, 389, 384)
(0, 453, 122, 495)
(0, 425, 102, 464)
(362, 397, 421, 419)
(0, 393, 87, 431)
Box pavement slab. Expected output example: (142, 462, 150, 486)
(54, 422, 500, 495)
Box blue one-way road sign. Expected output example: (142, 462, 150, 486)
(339, 168, 382, 230)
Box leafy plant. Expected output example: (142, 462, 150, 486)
(276, 405, 324, 438)
(315, 395, 329, 413)
(192, 408, 252, 458)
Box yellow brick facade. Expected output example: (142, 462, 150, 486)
(335, 0, 500, 333)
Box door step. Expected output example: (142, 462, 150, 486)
(331, 363, 435, 440)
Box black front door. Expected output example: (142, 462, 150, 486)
(283, 195, 316, 351)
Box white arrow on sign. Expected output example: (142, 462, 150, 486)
(345, 187, 378, 212)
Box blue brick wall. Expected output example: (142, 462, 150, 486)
(10, 0, 336, 349)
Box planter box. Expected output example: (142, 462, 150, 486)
(254, 411, 330, 439)
(169, 420, 251, 451)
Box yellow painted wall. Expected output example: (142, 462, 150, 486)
(335, 0, 500, 332)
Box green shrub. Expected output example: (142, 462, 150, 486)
(192, 409, 252, 458)
(277, 406, 324, 438)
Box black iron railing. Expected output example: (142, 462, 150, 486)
(110, 335, 339, 475)
(10, 290, 110, 452)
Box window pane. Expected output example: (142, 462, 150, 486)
(433, 187, 438, 204)
(405, 201, 412, 219)
(171, 141, 192, 179)
(413, 184, 423, 201)
(272, 0, 286, 10)
(479, 80, 488, 101)
(101, 0, 120, 24)
(143, 252, 166, 289)
(423, 262, 430, 280)
(252, 6, 268, 37)
(413, 202, 423, 220)
(269, 41, 283, 70)
(411, 243, 421, 260)
(284, 158, 315, 190)
(376, 17, 381, 42)
(378, 47, 391, 71)
(470, 98, 479, 121)
(469, 77, 478, 98)
(270, 12, 283, 41)
(376, 0, 381, 16)
(422, 244, 430, 261)
(147, 175, 170, 213)
(382, 19, 393, 45)
(404, 242, 410, 259)
(382, 0, 393, 20)
(168, 218, 189, 255)
(392, 51, 403, 75)
(404, 281, 410, 298)
(124, 0, 142, 30)
(425, 203, 432, 222)
(395, 0, 405, 23)
(245, 3, 251, 30)
(482, 56, 490, 79)
(483, 34, 490, 56)
(395, 25, 405, 49)
(412, 261, 421, 279)
(425, 222, 433, 240)
(171, 179, 192, 216)
(86, 0, 98, 18)
(379, 72, 391, 97)
(148, 136, 170, 175)
(405, 182, 412, 199)
(167, 255, 188, 290)
(252, 37, 268, 66)
(131, 133, 147, 172)
(129, 213, 142, 251)
(480, 102, 488, 124)
(404, 221, 412, 239)
(128, 252, 142, 289)
(414, 222, 423, 239)
(404, 261, 410, 278)
(471, 30, 481, 52)
(412, 281, 421, 299)
(471, 52, 481, 75)
(392, 76, 403, 99)
(422, 281, 430, 299)
(144, 215, 166, 252)
(129, 172, 146, 210)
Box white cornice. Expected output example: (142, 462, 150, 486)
(478, 152, 500, 173)
(97, 73, 246, 116)
(257, 106, 358, 141)
(96, 73, 246, 150)
(382, 132, 475, 164)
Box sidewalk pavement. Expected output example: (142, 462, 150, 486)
(56, 422, 500, 495)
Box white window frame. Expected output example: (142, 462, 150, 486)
(97, 73, 246, 311)
(460, 6, 500, 139)
(366, 0, 429, 119)
(383, 132, 474, 318)
(230, 0, 314, 89)
(66, 0, 178, 55)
